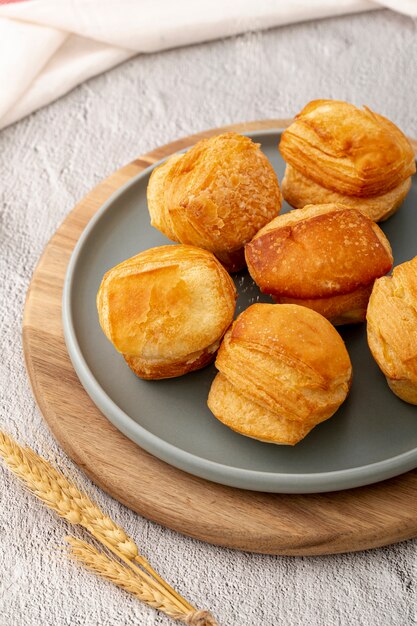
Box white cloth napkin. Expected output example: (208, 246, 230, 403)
(0, 0, 416, 130)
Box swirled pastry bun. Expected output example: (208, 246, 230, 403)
(245, 203, 393, 325)
(97, 245, 236, 379)
(147, 132, 281, 272)
(280, 100, 415, 222)
(207, 304, 352, 445)
(367, 256, 417, 404)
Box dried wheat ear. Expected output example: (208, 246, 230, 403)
(0, 431, 219, 626)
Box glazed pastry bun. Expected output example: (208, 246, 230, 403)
(97, 245, 236, 380)
(147, 132, 281, 272)
(367, 256, 417, 404)
(245, 203, 393, 325)
(280, 100, 415, 222)
(208, 304, 352, 445)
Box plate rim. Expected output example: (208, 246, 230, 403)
(62, 128, 417, 494)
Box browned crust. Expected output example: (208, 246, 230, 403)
(245, 205, 393, 316)
(367, 256, 417, 405)
(281, 164, 411, 223)
(147, 132, 282, 271)
(207, 373, 319, 446)
(97, 244, 236, 380)
(124, 345, 218, 380)
(208, 304, 352, 445)
(279, 100, 415, 197)
(274, 284, 373, 326)
(386, 379, 417, 405)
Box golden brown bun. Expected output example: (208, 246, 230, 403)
(147, 132, 281, 272)
(97, 245, 236, 379)
(208, 304, 352, 445)
(367, 256, 417, 404)
(276, 285, 374, 327)
(280, 100, 415, 198)
(245, 203, 393, 325)
(282, 164, 411, 223)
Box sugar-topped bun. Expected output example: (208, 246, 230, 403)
(147, 132, 281, 272)
(367, 255, 417, 404)
(280, 100, 415, 221)
(207, 304, 352, 445)
(245, 203, 393, 325)
(97, 245, 236, 379)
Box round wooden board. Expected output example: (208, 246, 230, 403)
(23, 119, 417, 556)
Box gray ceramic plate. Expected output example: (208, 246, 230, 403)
(63, 129, 417, 493)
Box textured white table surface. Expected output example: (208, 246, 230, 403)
(1, 9, 417, 626)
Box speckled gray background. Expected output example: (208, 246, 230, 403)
(1, 9, 417, 626)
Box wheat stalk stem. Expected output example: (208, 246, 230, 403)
(22, 444, 193, 611)
(134, 554, 189, 608)
(10, 438, 190, 612)
(65, 536, 187, 621)
(0, 432, 217, 625)
(66, 537, 218, 625)
(92, 532, 188, 614)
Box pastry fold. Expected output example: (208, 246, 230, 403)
(367, 256, 417, 404)
(245, 203, 393, 325)
(208, 304, 352, 445)
(282, 164, 411, 223)
(147, 132, 281, 272)
(97, 245, 236, 379)
(280, 100, 415, 221)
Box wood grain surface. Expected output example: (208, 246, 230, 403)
(23, 119, 417, 556)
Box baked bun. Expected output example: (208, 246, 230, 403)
(282, 164, 411, 223)
(245, 203, 393, 325)
(207, 304, 352, 445)
(97, 245, 236, 379)
(280, 100, 415, 221)
(147, 132, 281, 272)
(367, 256, 417, 404)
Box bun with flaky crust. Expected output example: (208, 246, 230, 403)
(97, 245, 236, 379)
(147, 132, 281, 272)
(279, 100, 415, 221)
(367, 255, 417, 404)
(207, 303, 352, 445)
(245, 203, 393, 325)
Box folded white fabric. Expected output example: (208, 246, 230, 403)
(0, 0, 415, 130)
